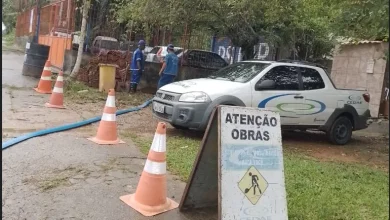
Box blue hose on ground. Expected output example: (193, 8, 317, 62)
(2, 99, 153, 150)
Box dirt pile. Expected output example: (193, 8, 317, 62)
(77, 50, 132, 88)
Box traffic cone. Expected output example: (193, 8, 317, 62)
(87, 89, 125, 145)
(45, 71, 65, 109)
(120, 122, 179, 216)
(34, 60, 53, 94)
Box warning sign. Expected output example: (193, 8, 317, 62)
(179, 106, 288, 220)
(220, 107, 287, 219)
(238, 166, 268, 205)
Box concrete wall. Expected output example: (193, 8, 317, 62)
(63, 50, 93, 75)
(15, 36, 33, 49)
(331, 42, 389, 117)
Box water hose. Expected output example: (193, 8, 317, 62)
(2, 99, 153, 150)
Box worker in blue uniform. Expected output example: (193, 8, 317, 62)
(129, 40, 146, 93)
(157, 44, 179, 89)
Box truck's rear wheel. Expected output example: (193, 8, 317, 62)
(327, 116, 353, 145)
(171, 124, 189, 130)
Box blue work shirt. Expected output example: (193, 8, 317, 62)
(130, 48, 144, 71)
(163, 52, 179, 75)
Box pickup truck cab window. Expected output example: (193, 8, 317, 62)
(300, 67, 325, 90)
(256, 66, 300, 90)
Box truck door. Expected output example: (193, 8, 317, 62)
(298, 67, 330, 125)
(251, 65, 304, 125)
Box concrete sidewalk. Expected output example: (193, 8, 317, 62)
(2, 133, 216, 220)
(2, 50, 217, 219)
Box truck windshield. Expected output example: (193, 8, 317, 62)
(150, 47, 161, 54)
(207, 62, 270, 83)
(101, 40, 119, 50)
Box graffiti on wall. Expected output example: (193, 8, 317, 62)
(253, 43, 270, 60)
(218, 46, 242, 64)
(211, 37, 273, 63)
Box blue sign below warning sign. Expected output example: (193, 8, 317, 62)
(222, 145, 281, 170)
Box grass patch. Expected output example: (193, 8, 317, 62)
(64, 80, 106, 103)
(285, 154, 389, 220)
(99, 158, 120, 172)
(2, 84, 30, 91)
(129, 134, 200, 180)
(63, 79, 153, 106)
(98, 157, 141, 174)
(38, 176, 71, 191)
(2, 29, 15, 47)
(130, 134, 389, 220)
(23, 166, 88, 192)
(2, 128, 37, 133)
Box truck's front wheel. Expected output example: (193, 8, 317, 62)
(327, 116, 353, 145)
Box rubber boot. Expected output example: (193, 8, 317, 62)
(128, 83, 134, 93)
(133, 84, 138, 93)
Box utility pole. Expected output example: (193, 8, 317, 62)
(33, 0, 41, 43)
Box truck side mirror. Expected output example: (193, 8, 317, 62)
(255, 80, 276, 90)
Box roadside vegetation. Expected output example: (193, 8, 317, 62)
(60, 77, 389, 220)
(109, 1, 389, 217)
(113, 0, 388, 60)
(2, 29, 16, 47)
(2, 0, 388, 218)
(63, 79, 153, 107)
(130, 134, 389, 220)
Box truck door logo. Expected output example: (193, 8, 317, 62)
(258, 94, 326, 115)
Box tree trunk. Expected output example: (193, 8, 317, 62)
(69, 0, 91, 79)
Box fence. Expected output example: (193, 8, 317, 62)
(15, 0, 75, 70)
(15, 7, 36, 37)
(39, 35, 71, 69)
(16, 0, 75, 37)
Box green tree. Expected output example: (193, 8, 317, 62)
(113, 0, 337, 60)
(198, 0, 337, 60)
(2, 0, 52, 31)
(111, 0, 388, 61)
(332, 0, 389, 41)
(2, 0, 17, 30)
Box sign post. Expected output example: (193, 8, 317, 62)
(33, 0, 41, 43)
(180, 106, 288, 220)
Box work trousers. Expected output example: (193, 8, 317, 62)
(157, 73, 176, 89)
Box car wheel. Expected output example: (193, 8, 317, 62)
(171, 124, 189, 130)
(327, 116, 353, 145)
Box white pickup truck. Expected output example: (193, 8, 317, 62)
(152, 60, 371, 145)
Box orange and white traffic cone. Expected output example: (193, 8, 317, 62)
(87, 89, 125, 145)
(45, 71, 65, 109)
(34, 60, 53, 94)
(120, 122, 179, 216)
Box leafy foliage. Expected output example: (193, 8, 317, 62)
(107, 0, 389, 60)
(2, 0, 17, 30)
(332, 0, 389, 41)
(2, 0, 54, 31)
